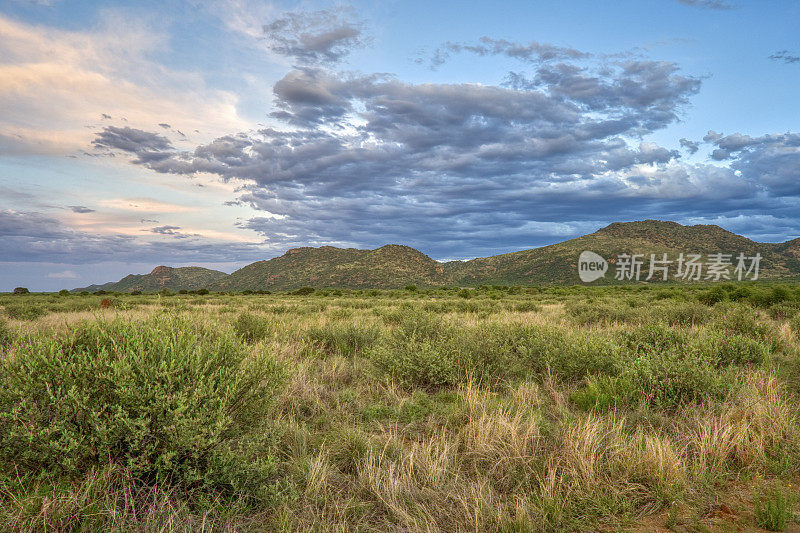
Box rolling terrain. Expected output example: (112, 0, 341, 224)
(75, 220, 800, 292)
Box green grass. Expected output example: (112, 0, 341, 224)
(0, 286, 799, 531)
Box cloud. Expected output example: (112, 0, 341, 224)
(0, 209, 269, 263)
(0, 13, 248, 156)
(679, 138, 700, 154)
(89, 48, 747, 257)
(47, 270, 78, 279)
(424, 36, 590, 69)
(769, 50, 800, 64)
(92, 126, 175, 163)
(676, 0, 734, 9)
(68, 205, 95, 213)
(262, 8, 367, 65)
(149, 225, 182, 235)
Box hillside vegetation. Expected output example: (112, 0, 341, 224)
(74, 221, 800, 293)
(78, 266, 228, 293)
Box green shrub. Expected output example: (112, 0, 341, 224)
(3, 303, 47, 321)
(306, 322, 382, 357)
(567, 300, 642, 326)
(768, 301, 800, 320)
(623, 344, 728, 407)
(698, 330, 768, 366)
(368, 339, 459, 389)
(0, 315, 286, 504)
(754, 484, 797, 531)
(511, 300, 541, 313)
(659, 301, 710, 327)
(0, 318, 13, 347)
(518, 325, 625, 380)
(710, 304, 771, 340)
(233, 311, 274, 343)
(290, 287, 315, 296)
(698, 286, 726, 305)
(570, 375, 637, 412)
(58, 289, 70, 296)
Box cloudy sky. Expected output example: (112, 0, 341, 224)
(1, 0, 799, 290)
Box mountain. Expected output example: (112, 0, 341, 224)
(210, 245, 446, 291)
(74, 221, 800, 292)
(75, 266, 229, 293)
(446, 220, 800, 285)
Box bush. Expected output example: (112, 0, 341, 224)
(698, 330, 768, 366)
(517, 325, 625, 380)
(233, 311, 274, 343)
(368, 339, 458, 389)
(698, 286, 726, 306)
(754, 484, 796, 531)
(567, 300, 642, 326)
(306, 322, 382, 356)
(290, 287, 315, 296)
(0, 319, 13, 347)
(3, 303, 47, 321)
(659, 301, 710, 327)
(12, 287, 29, 295)
(0, 315, 286, 504)
(570, 375, 637, 412)
(623, 344, 728, 407)
(58, 289, 70, 296)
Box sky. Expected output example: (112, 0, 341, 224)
(1, 0, 799, 291)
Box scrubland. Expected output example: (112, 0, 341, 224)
(1, 283, 799, 531)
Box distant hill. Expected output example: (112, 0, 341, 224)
(210, 245, 446, 291)
(446, 220, 800, 285)
(75, 221, 800, 292)
(75, 266, 229, 293)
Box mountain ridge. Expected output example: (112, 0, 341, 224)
(74, 220, 800, 291)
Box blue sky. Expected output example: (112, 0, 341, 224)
(1, 0, 798, 290)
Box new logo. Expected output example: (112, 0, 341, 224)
(578, 251, 608, 282)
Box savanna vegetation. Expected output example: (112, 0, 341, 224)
(1, 283, 799, 531)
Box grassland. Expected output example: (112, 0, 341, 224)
(1, 283, 800, 531)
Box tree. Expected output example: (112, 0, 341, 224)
(12, 287, 29, 295)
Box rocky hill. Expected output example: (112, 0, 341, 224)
(74, 221, 800, 291)
(75, 266, 229, 292)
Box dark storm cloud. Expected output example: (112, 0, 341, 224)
(769, 50, 800, 64)
(676, 0, 734, 9)
(263, 8, 366, 65)
(68, 205, 95, 213)
(426, 37, 589, 69)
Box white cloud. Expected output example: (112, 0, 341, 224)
(0, 12, 251, 156)
(47, 269, 78, 279)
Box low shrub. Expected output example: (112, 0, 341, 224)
(0, 319, 13, 348)
(570, 375, 637, 412)
(0, 315, 287, 504)
(754, 483, 797, 531)
(234, 311, 274, 343)
(368, 339, 459, 389)
(306, 322, 382, 356)
(3, 303, 47, 321)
